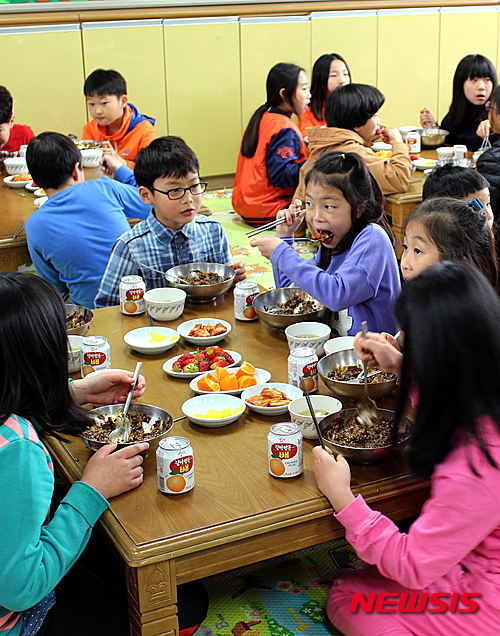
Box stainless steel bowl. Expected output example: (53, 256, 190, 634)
(82, 403, 173, 452)
(252, 287, 327, 330)
(419, 128, 448, 148)
(166, 262, 235, 303)
(319, 408, 412, 464)
(318, 349, 397, 400)
(66, 304, 94, 336)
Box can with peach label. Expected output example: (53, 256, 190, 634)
(80, 336, 111, 376)
(120, 275, 146, 315)
(288, 346, 318, 392)
(157, 436, 195, 494)
(234, 281, 260, 321)
(268, 423, 303, 478)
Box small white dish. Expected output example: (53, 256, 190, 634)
(412, 158, 437, 171)
(285, 321, 331, 356)
(241, 382, 302, 416)
(324, 336, 355, 355)
(163, 349, 241, 378)
(190, 367, 271, 395)
(182, 394, 246, 427)
(124, 326, 180, 354)
(4, 175, 31, 188)
(25, 182, 38, 192)
(144, 287, 186, 321)
(288, 395, 343, 439)
(371, 141, 392, 151)
(34, 188, 46, 197)
(177, 318, 232, 345)
(34, 196, 48, 208)
(81, 148, 104, 168)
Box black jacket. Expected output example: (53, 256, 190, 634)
(441, 103, 488, 152)
(477, 141, 500, 221)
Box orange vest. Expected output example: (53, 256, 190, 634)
(232, 111, 305, 225)
(298, 106, 326, 138)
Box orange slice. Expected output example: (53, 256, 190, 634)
(236, 361, 256, 378)
(198, 373, 220, 392)
(214, 366, 229, 382)
(220, 373, 239, 391)
(238, 375, 257, 388)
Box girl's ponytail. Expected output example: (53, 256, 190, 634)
(241, 103, 269, 158)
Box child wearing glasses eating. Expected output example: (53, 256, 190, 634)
(94, 136, 245, 307)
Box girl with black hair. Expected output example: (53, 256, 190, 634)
(421, 54, 497, 151)
(232, 63, 310, 227)
(477, 84, 500, 220)
(294, 83, 412, 202)
(297, 53, 350, 139)
(251, 152, 400, 336)
(314, 262, 500, 635)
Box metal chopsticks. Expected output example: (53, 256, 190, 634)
(246, 209, 302, 238)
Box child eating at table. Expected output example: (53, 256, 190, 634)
(420, 53, 497, 151)
(315, 261, 500, 636)
(95, 136, 246, 307)
(0, 85, 34, 153)
(294, 83, 412, 202)
(476, 83, 500, 221)
(232, 62, 310, 227)
(83, 69, 156, 168)
(251, 151, 400, 336)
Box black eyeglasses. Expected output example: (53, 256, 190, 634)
(485, 101, 498, 112)
(150, 181, 207, 200)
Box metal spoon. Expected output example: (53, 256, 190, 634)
(299, 376, 326, 449)
(356, 322, 378, 428)
(109, 362, 142, 443)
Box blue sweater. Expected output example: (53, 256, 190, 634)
(25, 177, 150, 309)
(271, 224, 401, 336)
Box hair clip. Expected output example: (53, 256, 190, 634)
(468, 197, 484, 212)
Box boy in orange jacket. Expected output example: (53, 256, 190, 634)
(83, 69, 156, 169)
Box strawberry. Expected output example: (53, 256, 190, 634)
(199, 360, 211, 372)
(183, 362, 199, 373)
(222, 351, 234, 364)
(211, 360, 230, 369)
(410, 154, 419, 161)
(194, 352, 205, 361)
(211, 346, 223, 354)
(176, 353, 194, 365)
(205, 347, 216, 360)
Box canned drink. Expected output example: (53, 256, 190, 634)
(234, 280, 260, 321)
(406, 131, 421, 153)
(80, 336, 111, 377)
(156, 437, 194, 494)
(120, 275, 146, 315)
(268, 423, 303, 478)
(288, 346, 318, 392)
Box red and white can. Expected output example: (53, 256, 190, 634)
(80, 336, 111, 376)
(156, 436, 194, 494)
(234, 280, 260, 321)
(288, 346, 318, 392)
(406, 131, 421, 153)
(119, 275, 146, 315)
(268, 423, 303, 478)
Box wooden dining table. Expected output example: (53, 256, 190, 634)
(44, 294, 431, 636)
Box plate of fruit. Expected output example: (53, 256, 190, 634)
(189, 361, 271, 395)
(163, 347, 241, 378)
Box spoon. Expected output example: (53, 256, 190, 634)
(109, 362, 142, 443)
(299, 376, 326, 449)
(356, 322, 378, 428)
(348, 369, 386, 384)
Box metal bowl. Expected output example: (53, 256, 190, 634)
(419, 128, 448, 148)
(252, 287, 327, 330)
(66, 304, 94, 336)
(318, 349, 397, 400)
(319, 408, 412, 464)
(166, 262, 235, 303)
(81, 403, 173, 452)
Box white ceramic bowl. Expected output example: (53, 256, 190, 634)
(67, 335, 84, 373)
(81, 148, 104, 168)
(3, 175, 31, 188)
(182, 393, 246, 427)
(144, 287, 186, 322)
(241, 382, 302, 416)
(34, 196, 47, 208)
(124, 326, 180, 354)
(177, 318, 232, 345)
(323, 336, 355, 356)
(190, 367, 271, 395)
(19, 144, 28, 158)
(285, 321, 331, 356)
(288, 395, 343, 439)
(3, 157, 28, 175)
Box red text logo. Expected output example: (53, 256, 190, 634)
(349, 592, 481, 614)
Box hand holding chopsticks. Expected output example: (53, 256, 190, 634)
(247, 199, 305, 238)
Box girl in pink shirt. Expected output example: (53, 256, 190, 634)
(314, 262, 500, 635)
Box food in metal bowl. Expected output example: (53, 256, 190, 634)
(327, 364, 396, 384)
(253, 287, 327, 330)
(419, 128, 448, 148)
(65, 304, 94, 336)
(264, 291, 323, 315)
(322, 412, 408, 449)
(75, 140, 103, 150)
(177, 270, 231, 286)
(166, 262, 235, 302)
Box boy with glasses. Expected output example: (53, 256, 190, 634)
(95, 136, 246, 307)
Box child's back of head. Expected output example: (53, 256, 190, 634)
(422, 163, 489, 201)
(133, 136, 200, 190)
(26, 132, 82, 191)
(0, 85, 13, 126)
(324, 83, 384, 130)
(84, 69, 127, 98)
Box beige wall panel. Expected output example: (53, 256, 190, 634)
(164, 19, 240, 176)
(82, 21, 167, 137)
(438, 8, 499, 124)
(240, 18, 311, 131)
(0, 27, 86, 136)
(310, 12, 377, 86)
(378, 11, 440, 128)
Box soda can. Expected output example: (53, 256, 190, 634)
(120, 275, 146, 315)
(234, 280, 260, 321)
(80, 336, 111, 377)
(157, 436, 194, 494)
(288, 346, 318, 392)
(406, 131, 421, 153)
(268, 423, 303, 478)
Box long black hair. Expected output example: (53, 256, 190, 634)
(447, 54, 497, 127)
(403, 197, 498, 290)
(241, 63, 304, 158)
(0, 273, 90, 435)
(309, 53, 350, 121)
(394, 262, 500, 477)
(304, 152, 394, 269)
